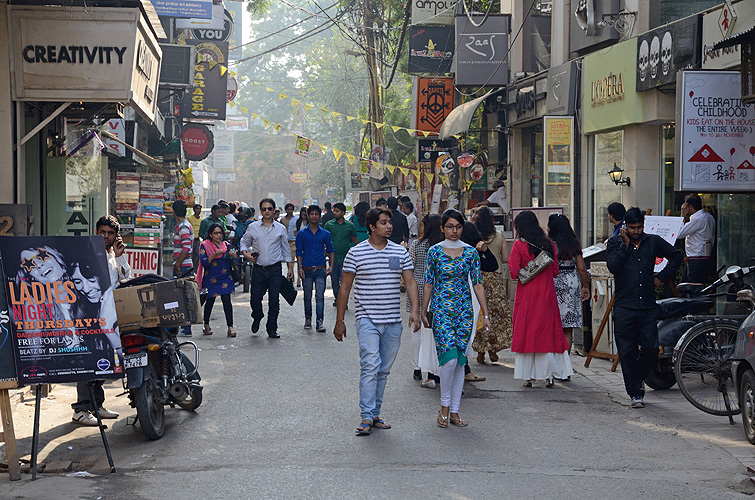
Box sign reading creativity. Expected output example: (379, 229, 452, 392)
(1, 236, 123, 386)
(676, 71, 755, 192)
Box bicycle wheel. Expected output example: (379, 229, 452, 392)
(674, 319, 740, 416)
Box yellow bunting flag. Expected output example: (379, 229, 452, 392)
(220, 65, 227, 76)
(399, 167, 409, 176)
(319, 107, 329, 115)
(420, 131, 432, 137)
(279, 93, 288, 100)
(333, 149, 343, 161)
(229, 70, 238, 77)
(346, 116, 356, 122)
(265, 87, 275, 92)
(304, 103, 314, 111)
(345, 153, 356, 165)
(413, 170, 422, 183)
(291, 98, 300, 107)
(385, 164, 395, 174)
(374, 122, 385, 130)
(251, 112, 259, 119)
(262, 118, 270, 127)
(425, 172, 435, 184)
(360, 119, 370, 125)
(391, 125, 402, 133)
(273, 124, 282, 132)
(318, 143, 328, 155)
(332, 112, 342, 118)
(208, 60, 217, 69)
(229, 101, 236, 108)
(239, 105, 248, 113)
(439, 175, 449, 186)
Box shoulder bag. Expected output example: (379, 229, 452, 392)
(517, 238, 554, 285)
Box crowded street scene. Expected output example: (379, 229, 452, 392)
(2, 0, 755, 498)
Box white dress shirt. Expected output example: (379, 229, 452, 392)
(677, 209, 716, 257)
(107, 249, 131, 287)
(487, 186, 508, 211)
(240, 220, 292, 266)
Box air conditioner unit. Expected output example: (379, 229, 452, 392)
(159, 44, 195, 88)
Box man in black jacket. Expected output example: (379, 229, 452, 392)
(606, 207, 682, 409)
(386, 197, 408, 245)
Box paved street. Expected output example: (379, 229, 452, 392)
(4, 286, 755, 499)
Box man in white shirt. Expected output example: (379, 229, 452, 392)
(678, 194, 716, 284)
(240, 198, 294, 338)
(403, 201, 418, 248)
(477, 179, 507, 213)
(72, 215, 131, 426)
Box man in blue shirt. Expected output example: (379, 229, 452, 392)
(296, 205, 335, 332)
(608, 202, 626, 237)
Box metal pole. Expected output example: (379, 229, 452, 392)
(30, 385, 41, 480)
(305, 153, 310, 206)
(88, 382, 116, 473)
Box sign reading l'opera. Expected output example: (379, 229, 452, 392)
(8, 6, 162, 124)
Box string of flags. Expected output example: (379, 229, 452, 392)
(199, 53, 463, 141)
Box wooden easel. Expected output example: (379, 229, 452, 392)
(584, 292, 621, 371)
(0, 381, 20, 481)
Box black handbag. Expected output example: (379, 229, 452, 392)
(479, 247, 499, 272)
(227, 252, 240, 283)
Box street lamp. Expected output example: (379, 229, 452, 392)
(608, 163, 630, 187)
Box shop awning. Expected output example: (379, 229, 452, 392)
(712, 26, 755, 50)
(99, 130, 169, 175)
(438, 89, 497, 139)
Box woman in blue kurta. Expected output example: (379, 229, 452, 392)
(199, 223, 237, 337)
(421, 209, 491, 428)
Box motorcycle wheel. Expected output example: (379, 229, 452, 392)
(133, 362, 165, 440)
(176, 386, 203, 411)
(243, 263, 251, 293)
(740, 369, 755, 445)
(644, 359, 677, 390)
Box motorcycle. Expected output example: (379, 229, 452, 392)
(645, 265, 753, 390)
(117, 273, 203, 440)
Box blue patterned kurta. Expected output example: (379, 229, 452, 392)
(199, 242, 236, 298)
(425, 245, 482, 366)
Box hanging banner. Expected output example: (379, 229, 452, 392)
(180, 40, 228, 120)
(408, 26, 454, 74)
(1, 236, 123, 386)
(675, 71, 755, 192)
(295, 136, 311, 157)
(544, 117, 573, 186)
(415, 77, 455, 134)
(455, 15, 510, 86)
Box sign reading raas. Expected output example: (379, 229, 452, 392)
(1, 236, 123, 386)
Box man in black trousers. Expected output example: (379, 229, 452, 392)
(606, 207, 682, 409)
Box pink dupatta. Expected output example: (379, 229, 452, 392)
(196, 239, 229, 288)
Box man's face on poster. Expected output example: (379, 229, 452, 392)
(71, 266, 103, 303)
(20, 249, 65, 283)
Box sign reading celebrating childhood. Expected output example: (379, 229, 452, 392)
(0, 236, 123, 386)
(676, 71, 755, 192)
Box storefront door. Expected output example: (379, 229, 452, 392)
(46, 156, 108, 236)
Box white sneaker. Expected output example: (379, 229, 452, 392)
(97, 407, 119, 419)
(420, 379, 436, 389)
(72, 410, 98, 426)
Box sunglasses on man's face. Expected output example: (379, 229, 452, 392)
(261, 207, 274, 212)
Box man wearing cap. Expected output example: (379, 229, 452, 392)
(477, 179, 508, 212)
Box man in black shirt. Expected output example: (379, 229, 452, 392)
(606, 207, 682, 409)
(386, 197, 409, 245)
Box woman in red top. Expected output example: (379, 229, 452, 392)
(509, 211, 573, 387)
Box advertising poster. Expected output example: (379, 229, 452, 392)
(0, 255, 18, 387)
(211, 128, 235, 181)
(408, 26, 454, 74)
(644, 216, 685, 272)
(676, 71, 755, 192)
(544, 117, 573, 185)
(180, 40, 229, 121)
(0, 236, 123, 386)
(295, 136, 311, 157)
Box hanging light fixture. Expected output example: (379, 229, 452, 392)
(608, 163, 630, 186)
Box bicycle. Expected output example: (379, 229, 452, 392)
(672, 265, 754, 424)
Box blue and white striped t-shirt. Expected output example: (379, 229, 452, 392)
(342, 240, 414, 324)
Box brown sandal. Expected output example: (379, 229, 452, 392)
(202, 324, 213, 335)
(227, 327, 236, 338)
(436, 411, 449, 428)
(488, 350, 499, 362)
(476, 352, 486, 364)
(449, 414, 468, 427)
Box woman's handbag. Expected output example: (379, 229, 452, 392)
(227, 251, 240, 283)
(479, 247, 499, 272)
(517, 238, 554, 285)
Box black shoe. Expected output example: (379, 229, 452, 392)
(251, 318, 261, 333)
(268, 333, 280, 339)
(413, 369, 422, 380)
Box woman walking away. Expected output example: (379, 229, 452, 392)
(350, 201, 370, 242)
(547, 214, 590, 356)
(509, 210, 573, 387)
(471, 207, 513, 364)
(198, 223, 237, 337)
(422, 209, 491, 428)
(409, 214, 443, 389)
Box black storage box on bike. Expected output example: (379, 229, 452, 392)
(656, 296, 714, 320)
(113, 274, 201, 331)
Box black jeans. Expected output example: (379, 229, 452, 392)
(71, 380, 104, 412)
(204, 293, 233, 326)
(613, 306, 659, 399)
(251, 263, 283, 335)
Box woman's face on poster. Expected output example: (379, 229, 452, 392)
(71, 266, 103, 303)
(20, 249, 66, 283)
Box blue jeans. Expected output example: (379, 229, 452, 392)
(303, 268, 326, 321)
(356, 318, 403, 421)
(331, 261, 344, 301)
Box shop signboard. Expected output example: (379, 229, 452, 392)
(227, 2, 244, 60)
(101, 119, 126, 156)
(569, 0, 620, 53)
(675, 71, 755, 192)
(408, 26, 454, 74)
(546, 60, 579, 116)
(1, 236, 123, 386)
(8, 7, 162, 124)
(415, 77, 455, 134)
(544, 117, 573, 186)
(636, 15, 701, 91)
(211, 128, 235, 182)
(416, 139, 454, 164)
(177, 4, 224, 29)
(582, 38, 643, 135)
(702, 1, 755, 70)
(411, 0, 456, 25)
(186, 7, 234, 40)
(151, 0, 212, 19)
(180, 40, 228, 121)
(455, 15, 510, 87)
(181, 123, 214, 161)
(225, 116, 248, 131)
(123, 248, 160, 278)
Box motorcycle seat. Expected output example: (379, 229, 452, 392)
(656, 296, 714, 319)
(677, 283, 704, 297)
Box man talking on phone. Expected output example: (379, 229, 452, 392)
(240, 198, 294, 339)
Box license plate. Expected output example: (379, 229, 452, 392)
(124, 353, 148, 369)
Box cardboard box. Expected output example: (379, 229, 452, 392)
(113, 278, 201, 331)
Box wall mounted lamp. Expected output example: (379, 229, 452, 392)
(608, 163, 630, 187)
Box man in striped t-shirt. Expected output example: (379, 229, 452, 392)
(173, 200, 194, 336)
(334, 207, 420, 435)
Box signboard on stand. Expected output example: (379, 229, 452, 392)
(544, 117, 573, 185)
(124, 248, 160, 277)
(675, 71, 755, 192)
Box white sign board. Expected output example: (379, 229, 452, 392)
(124, 247, 160, 277)
(702, 1, 755, 70)
(176, 4, 224, 29)
(644, 216, 684, 273)
(101, 119, 126, 156)
(411, 0, 457, 25)
(676, 71, 755, 192)
(211, 127, 235, 182)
